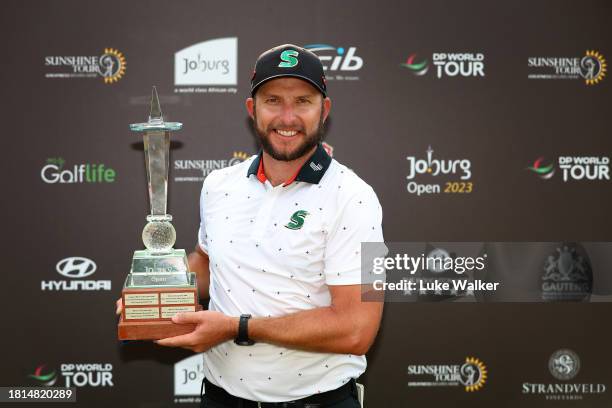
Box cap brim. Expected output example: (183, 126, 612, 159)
(251, 74, 326, 97)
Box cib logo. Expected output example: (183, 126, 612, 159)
(56, 257, 96, 278)
(304, 44, 363, 71)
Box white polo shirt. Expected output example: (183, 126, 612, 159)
(198, 143, 384, 402)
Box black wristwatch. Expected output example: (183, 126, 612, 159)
(234, 314, 255, 346)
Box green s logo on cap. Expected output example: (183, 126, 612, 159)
(279, 50, 299, 68)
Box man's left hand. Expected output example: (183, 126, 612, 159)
(156, 311, 238, 353)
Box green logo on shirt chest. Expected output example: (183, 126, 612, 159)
(285, 210, 309, 230)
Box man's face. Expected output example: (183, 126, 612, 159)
(247, 77, 331, 162)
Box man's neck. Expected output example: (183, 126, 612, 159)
(262, 146, 317, 187)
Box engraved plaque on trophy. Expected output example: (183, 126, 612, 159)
(118, 87, 200, 340)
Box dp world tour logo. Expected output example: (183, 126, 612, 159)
(401, 53, 429, 76)
(285, 210, 309, 230)
(528, 157, 555, 179)
(29, 364, 57, 386)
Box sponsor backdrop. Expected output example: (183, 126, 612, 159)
(2, 0, 611, 406)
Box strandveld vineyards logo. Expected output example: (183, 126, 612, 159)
(522, 349, 606, 401)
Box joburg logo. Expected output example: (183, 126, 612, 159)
(44, 48, 126, 84)
(41, 157, 116, 184)
(407, 357, 487, 392)
(174, 37, 238, 94)
(406, 146, 473, 196)
(174, 151, 249, 182)
(41, 257, 111, 291)
(528, 50, 607, 85)
(174, 354, 205, 403)
(285, 210, 309, 230)
(402, 52, 485, 78)
(527, 156, 610, 182)
(29, 365, 57, 386)
(304, 44, 363, 80)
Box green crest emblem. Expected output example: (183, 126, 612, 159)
(285, 210, 309, 230)
(279, 50, 299, 68)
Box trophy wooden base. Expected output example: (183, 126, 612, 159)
(118, 304, 203, 340)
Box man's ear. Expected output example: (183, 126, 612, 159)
(246, 97, 255, 119)
(322, 97, 332, 123)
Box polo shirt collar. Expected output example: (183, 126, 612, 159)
(247, 143, 332, 186)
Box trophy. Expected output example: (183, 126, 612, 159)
(118, 87, 200, 340)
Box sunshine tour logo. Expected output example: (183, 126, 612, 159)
(41, 158, 116, 184)
(402, 52, 485, 78)
(29, 363, 113, 388)
(406, 146, 473, 196)
(528, 156, 610, 182)
(304, 44, 363, 81)
(528, 50, 607, 85)
(174, 151, 249, 182)
(44, 48, 126, 84)
(407, 357, 487, 392)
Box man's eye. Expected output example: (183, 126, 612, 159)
(266, 98, 278, 103)
(297, 98, 311, 104)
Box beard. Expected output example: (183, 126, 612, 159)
(253, 107, 325, 162)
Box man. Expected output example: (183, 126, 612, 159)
(119, 44, 384, 407)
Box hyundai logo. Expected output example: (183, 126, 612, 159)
(56, 257, 97, 278)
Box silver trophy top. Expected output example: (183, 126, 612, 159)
(130, 87, 182, 253)
(130, 86, 182, 132)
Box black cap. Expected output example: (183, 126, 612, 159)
(250, 44, 327, 97)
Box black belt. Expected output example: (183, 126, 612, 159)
(202, 377, 357, 408)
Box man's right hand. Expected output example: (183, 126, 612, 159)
(116, 298, 123, 315)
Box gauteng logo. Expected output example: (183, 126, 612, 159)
(285, 210, 309, 230)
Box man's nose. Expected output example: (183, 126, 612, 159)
(278, 103, 299, 125)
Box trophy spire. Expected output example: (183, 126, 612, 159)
(149, 86, 163, 122)
(130, 87, 183, 253)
